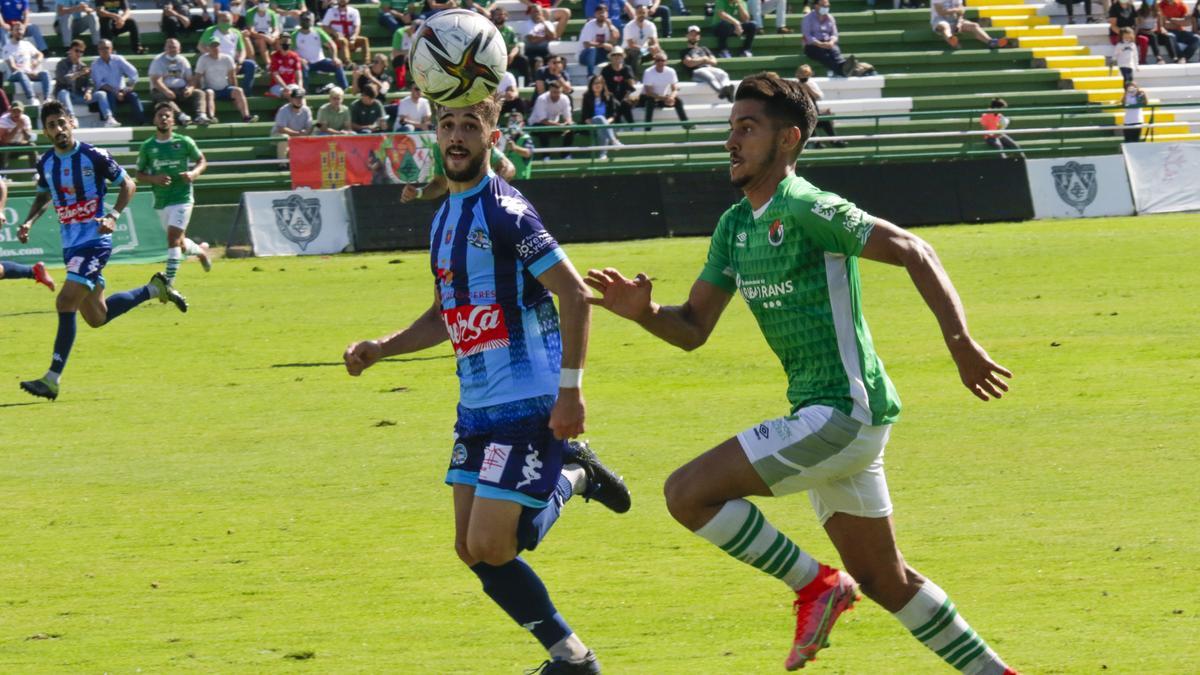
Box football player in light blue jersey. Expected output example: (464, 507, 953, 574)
(15, 100, 187, 401)
(344, 94, 629, 675)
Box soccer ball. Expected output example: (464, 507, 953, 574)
(408, 9, 508, 108)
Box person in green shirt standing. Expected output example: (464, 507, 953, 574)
(135, 101, 212, 285)
(585, 72, 1018, 674)
(244, 0, 282, 65)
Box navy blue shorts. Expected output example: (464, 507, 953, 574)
(62, 242, 112, 290)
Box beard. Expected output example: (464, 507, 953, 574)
(443, 146, 487, 182)
(730, 142, 778, 189)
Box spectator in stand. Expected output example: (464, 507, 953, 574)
(1113, 27, 1140, 85)
(581, 74, 621, 159)
(496, 68, 525, 116)
(0, 0, 48, 52)
(271, 84, 311, 157)
(579, 3, 619, 77)
(91, 39, 143, 125)
(979, 97, 1023, 159)
(355, 53, 392, 95)
(625, 0, 671, 38)
(200, 12, 257, 93)
(245, 0, 281, 65)
(0, 100, 35, 170)
(932, 0, 1009, 50)
(528, 79, 573, 158)
(195, 36, 259, 122)
(53, 38, 93, 118)
(322, 0, 368, 65)
(1110, 0, 1151, 61)
(393, 83, 431, 131)
(499, 111, 535, 179)
(1136, 0, 1177, 62)
(708, 0, 755, 58)
(314, 84, 350, 132)
(522, 0, 570, 39)
(600, 45, 638, 123)
(56, 0, 101, 50)
(523, 5, 556, 66)
(491, 8, 530, 85)
(267, 31, 302, 95)
(349, 82, 386, 133)
(679, 23, 733, 99)
(391, 17, 418, 88)
(293, 12, 347, 89)
(534, 54, 573, 98)
(272, 0, 304, 29)
(802, 0, 850, 76)
(746, 0, 790, 35)
(795, 63, 845, 147)
(622, 3, 658, 73)
(1158, 0, 1196, 62)
(1058, 0, 1095, 25)
(160, 0, 209, 42)
(378, 0, 417, 33)
(585, 0, 626, 30)
(1122, 80, 1147, 142)
(4, 24, 50, 105)
(150, 37, 205, 124)
(98, 0, 144, 54)
(640, 50, 687, 130)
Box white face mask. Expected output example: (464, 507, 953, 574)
(818, 6, 830, 14)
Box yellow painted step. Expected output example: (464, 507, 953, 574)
(1109, 111, 1178, 123)
(1031, 45, 1089, 57)
(1043, 55, 1106, 68)
(1151, 132, 1200, 142)
(977, 6, 1039, 16)
(1147, 124, 1193, 136)
(1002, 25, 1066, 37)
(1088, 89, 1126, 102)
(1014, 35, 1080, 47)
(1058, 66, 1122, 78)
(988, 15, 1049, 25)
(966, 0, 1020, 6)
(1071, 75, 1129, 90)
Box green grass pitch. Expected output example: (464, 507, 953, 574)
(1, 214, 1197, 673)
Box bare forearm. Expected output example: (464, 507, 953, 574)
(113, 179, 135, 213)
(904, 242, 971, 349)
(557, 286, 590, 369)
(23, 191, 51, 224)
(378, 306, 448, 356)
(637, 302, 709, 351)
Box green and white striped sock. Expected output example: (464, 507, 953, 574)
(694, 499, 820, 590)
(165, 247, 182, 285)
(894, 580, 1011, 675)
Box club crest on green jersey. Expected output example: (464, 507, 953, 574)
(768, 219, 784, 246)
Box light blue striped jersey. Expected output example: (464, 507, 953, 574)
(36, 141, 126, 250)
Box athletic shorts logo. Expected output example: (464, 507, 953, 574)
(442, 303, 510, 357)
(514, 448, 543, 489)
(768, 219, 784, 247)
(450, 442, 468, 467)
(65, 255, 84, 273)
(479, 442, 512, 483)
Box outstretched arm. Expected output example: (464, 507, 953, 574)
(343, 292, 448, 375)
(585, 269, 733, 352)
(538, 259, 591, 440)
(860, 218, 1012, 401)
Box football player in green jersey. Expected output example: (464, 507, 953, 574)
(585, 72, 1018, 674)
(136, 101, 212, 286)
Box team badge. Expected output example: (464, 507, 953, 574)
(467, 227, 492, 249)
(768, 219, 784, 247)
(271, 193, 322, 250)
(450, 442, 468, 467)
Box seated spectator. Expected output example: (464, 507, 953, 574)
(425, 0, 457, 17)
(314, 84, 350, 133)
(979, 97, 1023, 159)
(522, 0, 570, 39)
(98, 0, 144, 54)
(708, 0, 755, 58)
(354, 52, 392, 95)
(3, 24, 51, 105)
(491, 8, 530, 85)
(294, 12, 347, 89)
(523, 5, 557, 65)
(53, 39, 93, 118)
(271, 84, 312, 157)
(1057, 0, 1095, 25)
(581, 74, 621, 160)
(195, 36, 258, 122)
(0, 0, 48, 52)
(393, 84, 431, 131)
(245, 0, 282, 65)
(200, 12, 257, 93)
(1122, 81, 1147, 143)
(622, 4, 658, 73)
(679, 23, 733, 100)
(1113, 27, 1139, 85)
(579, 3, 620, 77)
(267, 31, 301, 95)
(795, 63, 844, 147)
(378, 0, 418, 34)
(534, 54, 573, 100)
(349, 82, 386, 133)
(57, 0, 101, 50)
(150, 37, 205, 124)
(500, 111, 535, 179)
(640, 50, 687, 130)
(322, 0, 368, 65)
(1111, 0, 1149, 62)
(625, 0, 671, 38)
(585, 0, 627, 30)
(599, 46, 638, 123)
(90, 39, 143, 126)
(1158, 0, 1196, 62)
(0, 99, 35, 170)
(746, 0, 791, 34)
(1136, 0, 1177, 62)
(528, 80, 574, 158)
(932, 0, 1009, 50)
(160, 0, 210, 42)
(390, 16, 419, 88)
(272, 0, 304, 30)
(801, 0, 850, 76)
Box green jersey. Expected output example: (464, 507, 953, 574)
(136, 133, 203, 209)
(709, 0, 745, 26)
(699, 174, 901, 426)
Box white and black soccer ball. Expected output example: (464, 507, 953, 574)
(408, 9, 507, 108)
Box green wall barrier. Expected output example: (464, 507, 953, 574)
(0, 193, 167, 266)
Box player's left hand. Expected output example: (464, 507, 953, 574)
(17, 222, 30, 243)
(549, 388, 585, 440)
(949, 337, 1012, 401)
(180, 170, 195, 183)
(98, 214, 117, 234)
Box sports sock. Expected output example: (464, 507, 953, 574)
(562, 464, 587, 494)
(694, 498, 820, 590)
(1, 261, 35, 279)
(471, 557, 573, 651)
(182, 238, 204, 256)
(47, 311, 77, 379)
(549, 633, 590, 662)
(516, 474, 573, 552)
(165, 247, 182, 284)
(104, 285, 154, 324)
(893, 580, 1011, 675)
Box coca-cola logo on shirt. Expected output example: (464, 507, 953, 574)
(442, 303, 510, 358)
(55, 198, 100, 225)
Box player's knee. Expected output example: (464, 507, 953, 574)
(466, 536, 516, 567)
(454, 539, 477, 566)
(663, 468, 700, 527)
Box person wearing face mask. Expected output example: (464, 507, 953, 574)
(1122, 81, 1147, 143)
(270, 84, 312, 157)
(801, 0, 852, 76)
(1109, 0, 1149, 62)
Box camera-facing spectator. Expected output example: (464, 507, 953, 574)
(272, 0, 304, 30)
(271, 84, 312, 157)
(491, 8, 530, 85)
(801, 0, 850, 75)
(98, 0, 144, 54)
(581, 74, 621, 160)
(534, 54, 573, 99)
(1136, 0, 1176, 63)
(267, 31, 302, 95)
(150, 37, 205, 124)
(0, 0, 48, 52)
(679, 23, 733, 100)
(1159, 0, 1197, 62)
(1113, 27, 1138, 84)
(393, 83, 431, 131)
(244, 0, 282, 66)
(979, 97, 1023, 158)
(349, 81, 386, 133)
(1058, 0, 1095, 25)
(708, 0, 755, 58)
(625, 0, 671, 38)
(496, 67, 526, 117)
(0, 99, 35, 170)
(1110, 0, 1148, 62)
(523, 0, 570, 39)
(199, 11, 257, 93)
(91, 38, 143, 125)
(3, 23, 51, 104)
(195, 36, 258, 122)
(322, 0, 368, 65)
(528, 79, 574, 159)
(499, 111, 535, 178)
(622, 3, 658, 73)
(294, 11, 347, 89)
(523, 5, 557, 64)
(795, 63, 844, 148)
(54, 39, 93, 117)
(931, 0, 1009, 50)
(314, 84, 350, 133)
(390, 17, 419, 88)
(1122, 80, 1147, 143)
(579, 3, 619, 77)
(57, 0, 101, 50)
(354, 52, 392, 96)
(640, 49, 687, 130)
(600, 45, 638, 123)
(160, 0, 211, 41)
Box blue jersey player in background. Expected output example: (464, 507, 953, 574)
(343, 95, 630, 674)
(15, 100, 187, 401)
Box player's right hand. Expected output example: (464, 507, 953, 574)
(584, 267, 654, 322)
(343, 339, 382, 376)
(400, 183, 419, 203)
(16, 222, 31, 243)
(156, 175, 172, 186)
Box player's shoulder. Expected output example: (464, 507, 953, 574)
(480, 174, 537, 223)
(779, 175, 849, 220)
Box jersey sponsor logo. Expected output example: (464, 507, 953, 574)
(478, 442, 511, 483)
(811, 198, 838, 222)
(515, 230, 554, 260)
(514, 448, 543, 489)
(768, 219, 784, 247)
(467, 226, 492, 249)
(843, 207, 873, 243)
(736, 276, 794, 302)
(56, 198, 99, 225)
(442, 303, 510, 357)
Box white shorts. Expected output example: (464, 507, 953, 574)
(737, 405, 893, 525)
(158, 202, 194, 232)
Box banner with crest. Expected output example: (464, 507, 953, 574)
(288, 132, 438, 190)
(1025, 155, 1135, 220)
(238, 188, 353, 256)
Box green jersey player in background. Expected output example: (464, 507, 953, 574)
(586, 72, 1018, 674)
(136, 102, 212, 287)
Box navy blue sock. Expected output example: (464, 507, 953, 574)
(104, 285, 152, 324)
(516, 475, 574, 552)
(1, 261, 35, 279)
(471, 557, 572, 650)
(49, 311, 77, 376)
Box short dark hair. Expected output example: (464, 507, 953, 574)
(155, 100, 181, 116)
(40, 99, 69, 126)
(362, 83, 379, 98)
(990, 97, 1007, 109)
(734, 71, 817, 150)
(69, 39, 86, 51)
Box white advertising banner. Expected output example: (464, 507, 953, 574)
(242, 188, 354, 256)
(1122, 141, 1200, 214)
(1025, 155, 1135, 219)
